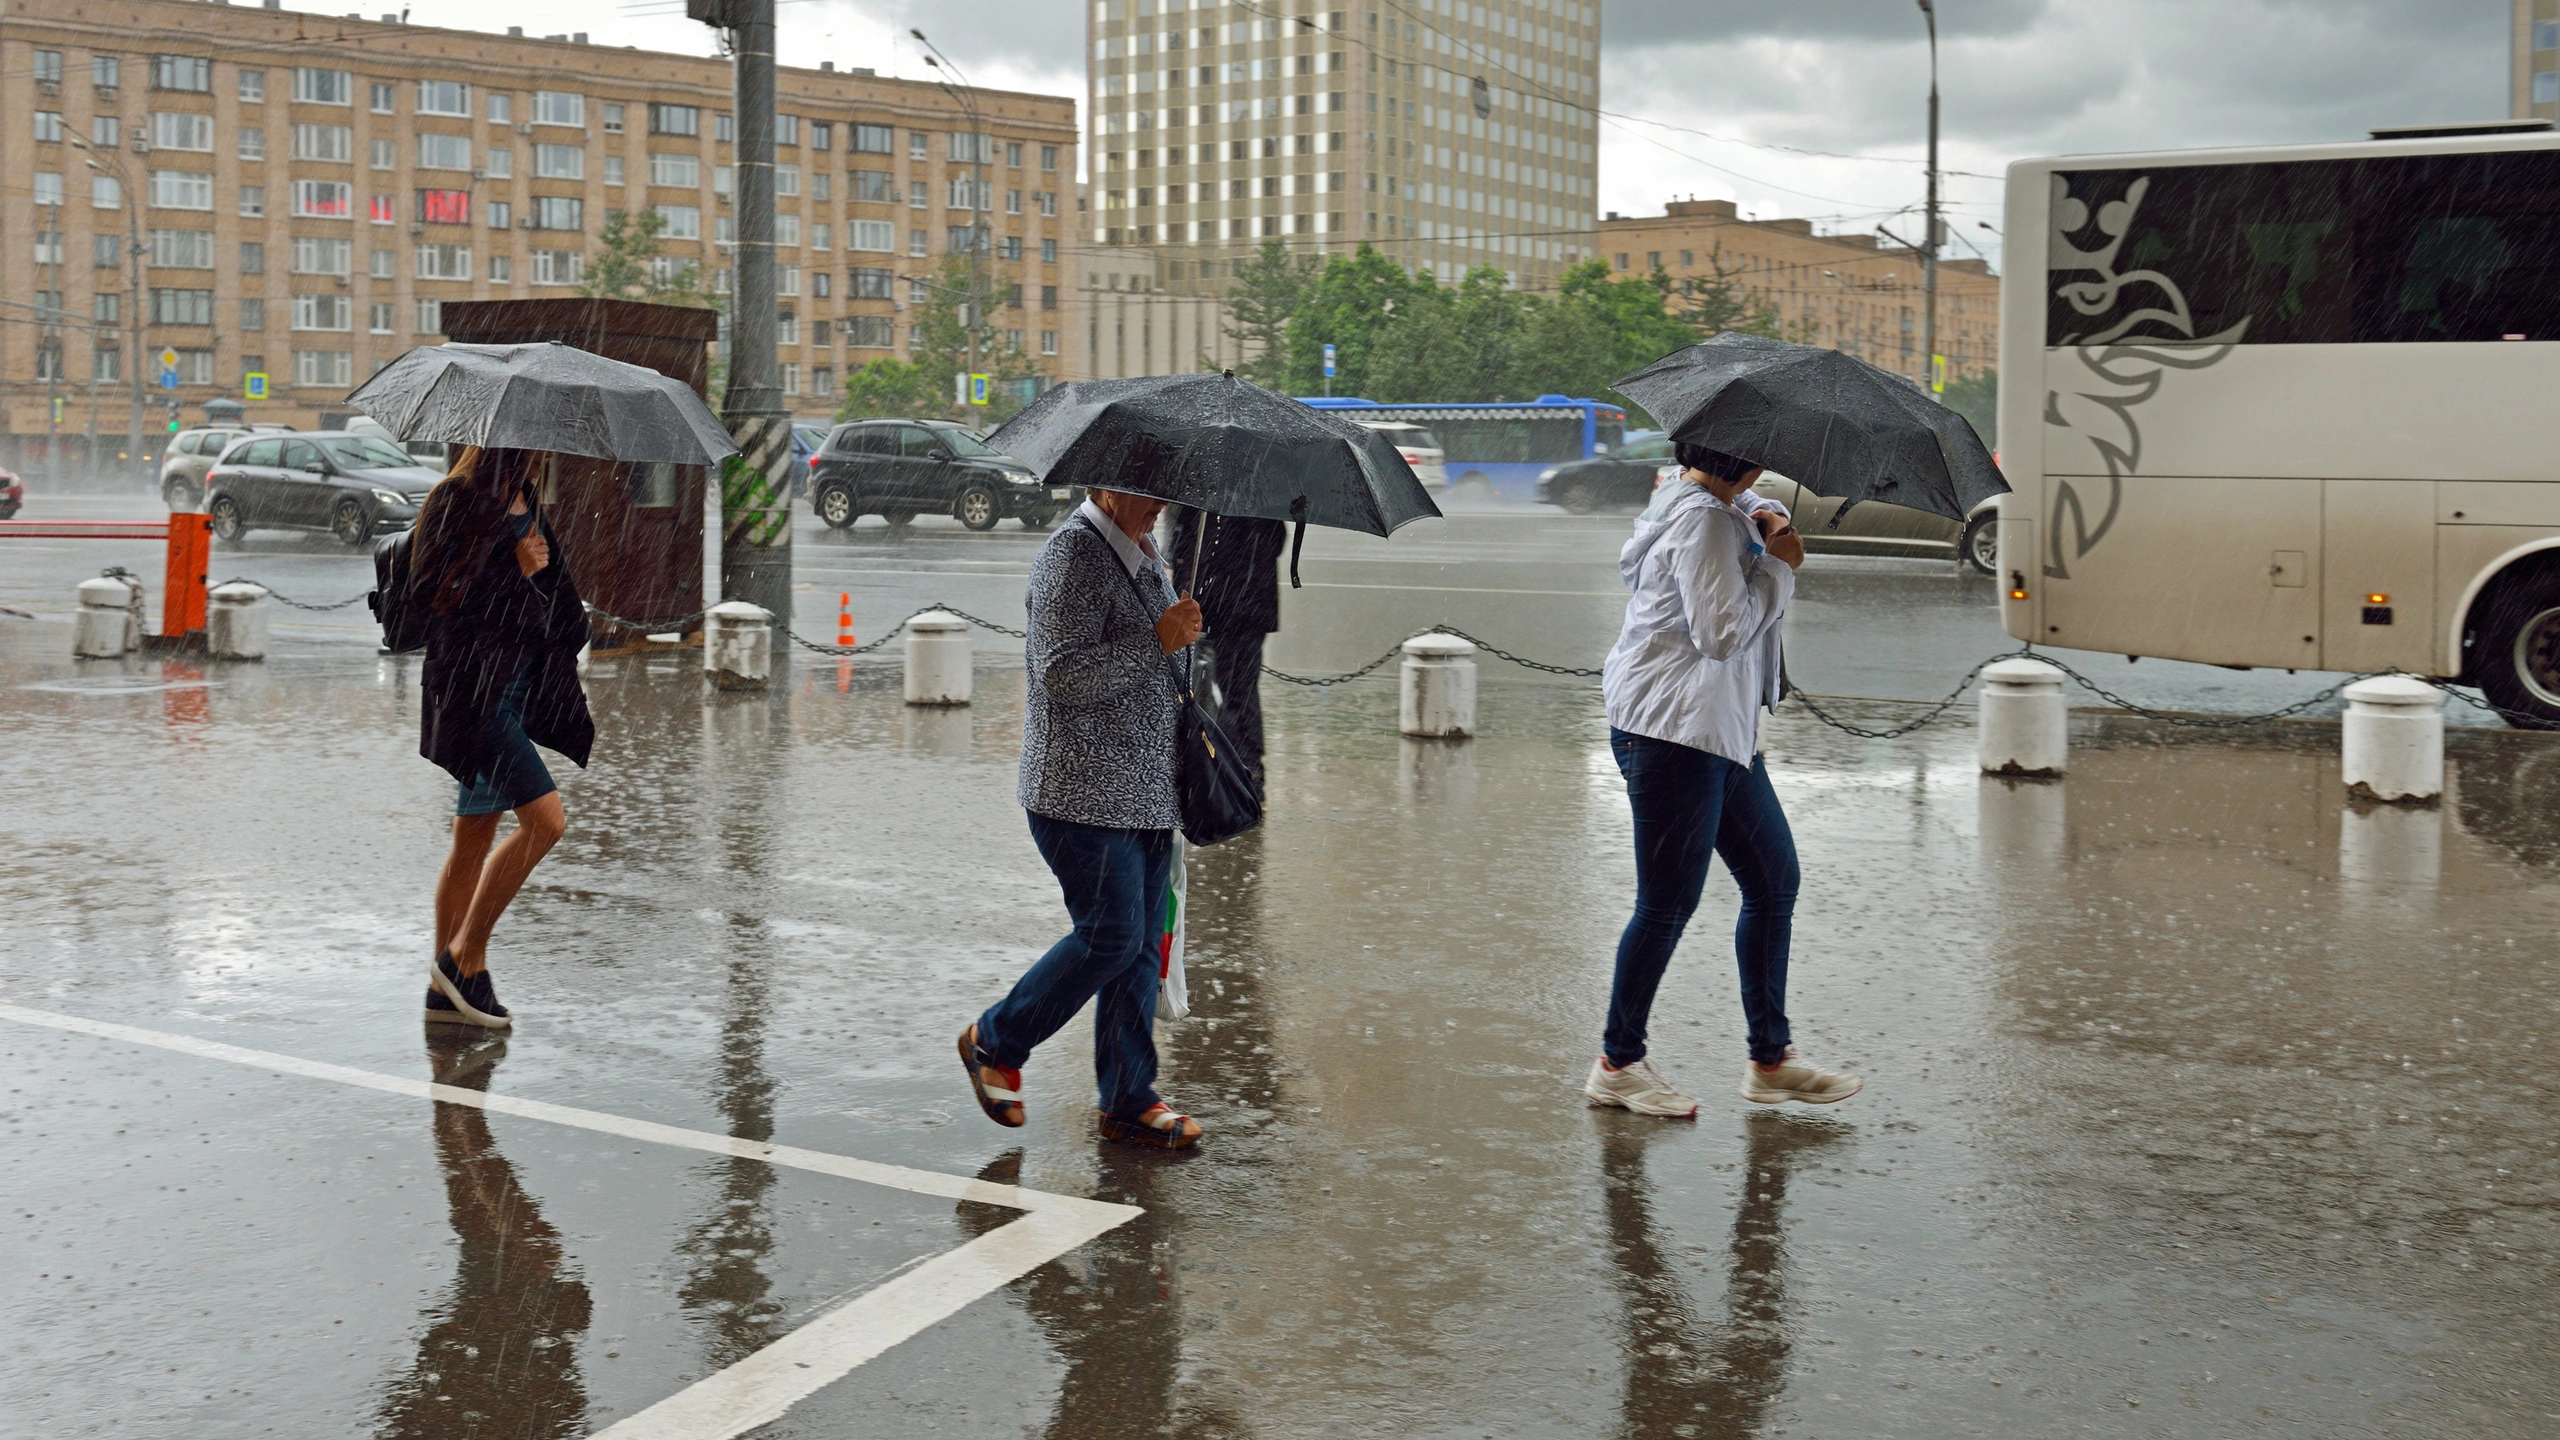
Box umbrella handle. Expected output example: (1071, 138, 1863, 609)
(1288, 496, 1308, 590)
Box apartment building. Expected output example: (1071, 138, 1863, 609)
(0, 0, 1077, 458)
(2519, 0, 2560, 120)
(1071, 241, 1243, 379)
(1084, 0, 1601, 304)
(1597, 199, 2000, 387)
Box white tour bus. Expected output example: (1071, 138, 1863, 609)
(1995, 123, 2560, 727)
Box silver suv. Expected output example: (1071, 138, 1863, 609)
(163, 425, 291, 510)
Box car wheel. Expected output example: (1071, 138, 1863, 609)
(1454, 471, 1495, 501)
(2475, 567, 2560, 730)
(1558, 480, 1601, 515)
(881, 509, 917, 529)
(956, 483, 1000, 531)
(1020, 512, 1052, 530)
(164, 480, 200, 512)
(815, 483, 856, 529)
(1960, 512, 1999, 575)
(331, 499, 371, 549)
(208, 495, 248, 547)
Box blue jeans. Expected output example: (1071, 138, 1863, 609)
(1606, 729, 1801, 1067)
(976, 812, 1172, 1122)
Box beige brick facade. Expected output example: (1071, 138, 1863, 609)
(0, 0, 1078, 453)
(1597, 199, 2000, 388)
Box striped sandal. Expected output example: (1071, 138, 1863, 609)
(1097, 1103, 1202, 1150)
(958, 1026, 1025, 1128)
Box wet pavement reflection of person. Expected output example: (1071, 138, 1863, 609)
(377, 1033, 592, 1438)
(1599, 1114, 1842, 1439)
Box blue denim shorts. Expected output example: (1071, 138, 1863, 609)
(455, 668, 556, 817)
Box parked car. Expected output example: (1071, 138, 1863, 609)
(0, 466, 22, 520)
(343, 414, 448, 469)
(1352, 421, 1448, 490)
(204, 432, 445, 548)
(809, 418, 1073, 532)
(790, 423, 829, 498)
(162, 424, 293, 511)
(1540, 439, 2002, 574)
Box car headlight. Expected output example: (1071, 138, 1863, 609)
(370, 489, 411, 508)
(1007, 469, 1041, 484)
(1538, 466, 1559, 482)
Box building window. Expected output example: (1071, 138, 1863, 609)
(1041, 145, 1058, 169)
(151, 288, 215, 325)
(779, 264, 800, 296)
(417, 79, 469, 116)
(153, 55, 212, 92)
(94, 347, 123, 382)
(291, 181, 353, 218)
(909, 130, 928, 158)
(33, 112, 64, 143)
(415, 242, 471, 279)
(92, 175, 122, 209)
(779, 363, 800, 395)
(488, 201, 511, 228)
(294, 350, 352, 386)
(151, 112, 215, 151)
(292, 237, 353, 279)
(488, 92, 512, 124)
(416, 133, 471, 170)
(36, 342, 64, 382)
(535, 144, 584, 180)
(851, 170, 893, 202)
(1007, 142, 1023, 167)
(94, 293, 121, 324)
(238, 127, 265, 160)
(489, 254, 511, 283)
(649, 152, 700, 187)
(603, 103, 625, 134)
(415, 298, 443, 334)
(239, 185, 265, 218)
(848, 315, 895, 347)
(849, 266, 893, 298)
(367, 301, 395, 334)
(776, 163, 801, 197)
(370, 194, 398, 224)
(1001, 236, 1023, 261)
(2539, 20, 2560, 50)
(369, 81, 395, 114)
(292, 293, 351, 330)
(605, 155, 624, 186)
(531, 196, 582, 230)
(31, 172, 63, 206)
(777, 315, 799, 345)
(775, 113, 799, 146)
(238, 240, 264, 273)
(417, 188, 470, 225)
(370, 247, 395, 279)
(713, 165, 734, 197)
(649, 103, 698, 136)
(33, 231, 65, 265)
(853, 122, 893, 154)
(1040, 284, 1057, 309)
(1040, 329, 1057, 355)
(34, 48, 63, 83)
(485, 147, 513, 179)
(292, 123, 352, 162)
(908, 180, 928, 209)
(1038, 190, 1059, 216)
(530, 249, 583, 285)
(237, 69, 264, 102)
(811, 122, 831, 151)
(813, 365, 833, 395)
(535, 91, 584, 127)
(147, 229, 213, 267)
(240, 297, 265, 331)
(909, 228, 927, 257)
(293, 67, 352, 105)
(776, 213, 800, 246)
(717, 112, 734, 143)
(654, 205, 700, 239)
(151, 170, 216, 209)
(2540, 71, 2560, 106)
(813, 318, 832, 346)
(372, 138, 396, 169)
(1041, 239, 1058, 263)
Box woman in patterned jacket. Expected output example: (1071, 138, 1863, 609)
(959, 487, 1209, 1149)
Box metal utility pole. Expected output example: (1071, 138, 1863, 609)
(77, 134, 149, 484)
(1917, 0, 1941, 394)
(914, 31, 986, 408)
(689, 0, 792, 642)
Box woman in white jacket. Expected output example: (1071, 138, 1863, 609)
(1584, 444, 1863, 1117)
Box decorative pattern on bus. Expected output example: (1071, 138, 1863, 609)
(2043, 172, 2249, 581)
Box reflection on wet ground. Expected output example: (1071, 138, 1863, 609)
(4, 553, 2557, 1437)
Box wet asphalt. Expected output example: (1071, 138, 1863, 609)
(1, 487, 2555, 1438)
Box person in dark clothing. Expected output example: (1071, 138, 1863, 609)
(1166, 510, 1286, 767)
(411, 445, 594, 1030)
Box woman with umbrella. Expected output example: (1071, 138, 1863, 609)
(411, 445, 593, 1030)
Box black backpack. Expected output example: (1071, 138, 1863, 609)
(368, 530, 428, 653)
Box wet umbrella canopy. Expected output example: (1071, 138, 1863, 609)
(345, 342, 738, 466)
(1614, 332, 2007, 523)
(984, 373, 1442, 538)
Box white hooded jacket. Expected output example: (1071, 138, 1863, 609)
(1601, 481, 1794, 766)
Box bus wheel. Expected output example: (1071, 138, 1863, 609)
(2477, 569, 2560, 730)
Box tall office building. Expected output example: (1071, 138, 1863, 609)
(1085, 0, 1602, 295)
(2519, 0, 2560, 120)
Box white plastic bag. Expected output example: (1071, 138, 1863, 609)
(1155, 839, 1191, 1023)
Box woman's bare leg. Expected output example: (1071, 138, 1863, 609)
(436, 815, 502, 958)
(447, 792, 566, 976)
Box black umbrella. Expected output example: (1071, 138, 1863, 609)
(345, 341, 737, 466)
(983, 372, 1440, 582)
(1614, 332, 2006, 522)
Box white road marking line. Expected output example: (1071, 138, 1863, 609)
(0, 1002, 1141, 1440)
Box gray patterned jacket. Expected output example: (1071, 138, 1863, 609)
(1016, 513, 1181, 830)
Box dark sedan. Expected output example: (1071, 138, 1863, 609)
(809, 418, 1075, 531)
(205, 433, 444, 548)
(1535, 434, 1675, 514)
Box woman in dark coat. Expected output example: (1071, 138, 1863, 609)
(412, 445, 594, 1029)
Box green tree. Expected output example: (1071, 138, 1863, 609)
(1282, 243, 1438, 396)
(1220, 240, 1319, 386)
(1366, 266, 1534, 402)
(832, 255, 1046, 424)
(1941, 366, 1997, 449)
(579, 209, 715, 307)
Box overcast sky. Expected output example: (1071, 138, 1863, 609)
(413, 0, 2510, 271)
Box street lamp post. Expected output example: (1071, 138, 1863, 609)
(914, 31, 988, 409)
(1917, 0, 1940, 394)
(686, 0, 792, 642)
(74, 134, 148, 485)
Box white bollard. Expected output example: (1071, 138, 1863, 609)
(1399, 634, 1477, 738)
(702, 600, 772, 691)
(1978, 657, 2068, 777)
(205, 582, 269, 660)
(2341, 675, 2443, 803)
(73, 576, 137, 658)
(904, 610, 974, 705)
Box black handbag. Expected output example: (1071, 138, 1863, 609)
(1090, 515, 1263, 845)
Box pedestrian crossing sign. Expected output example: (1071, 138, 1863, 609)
(243, 373, 268, 401)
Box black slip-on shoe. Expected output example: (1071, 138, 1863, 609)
(428, 950, 512, 1030)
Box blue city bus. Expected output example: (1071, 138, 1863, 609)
(1300, 395, 1626, 500)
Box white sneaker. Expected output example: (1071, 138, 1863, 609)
(1739, 1053, 1862, 1105)
(1583, 1057, 1699, 1118)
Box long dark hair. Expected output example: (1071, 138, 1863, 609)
(411, 445, 532, 615)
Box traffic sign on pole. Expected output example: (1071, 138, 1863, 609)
(158, 347, 180, 371)
(243, 373, 268, 401)
(159, 369, 180, 391)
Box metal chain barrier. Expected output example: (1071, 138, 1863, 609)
(583, 602, 711, 633)
(1783, 650, 2025, 740)
(784, 601, 1028, 658)
(210, 576, 372, 612)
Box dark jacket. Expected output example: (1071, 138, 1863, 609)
(419, 506, 594, 786)
(1167, 511, 1285, 637)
